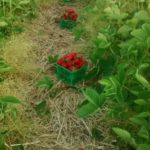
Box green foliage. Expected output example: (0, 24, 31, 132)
(0, 0, 36, 38)
(0, 133, 6, 150)
(76, 100, 98, 118)
(91, 128, 102, 140)
(76, 0, 150, 149)
(0, 96, 21, 104)
(34, 100, 50, 116)
(0, 57, 11, 73)
(76, 88, 105, 118)
(0, 96, 21, 149)
(137, 144, 150, 150)
(104, 5, 128, 21)
(0, 96, 21, 119)
(48, 55, 59, 63)
(36, 76, 53, 90)
(112, 127, 136, 148)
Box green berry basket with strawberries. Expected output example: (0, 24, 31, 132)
(60, 8, 77, 29)
(54, 52, 88, 85)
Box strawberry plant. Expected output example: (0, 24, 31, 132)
(0, 96, 21, 150)
(34, 100, 50, 116)
(36, 76, 53, 90)
(76, 0, 150, 149)
(0, 0, 36, 38)
(0, 58, 11, 73)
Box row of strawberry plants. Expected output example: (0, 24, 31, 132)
(0, 1, 36, 149)
(75, 0, 150, 149)
(0, 0, 35, 39)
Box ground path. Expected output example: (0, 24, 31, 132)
(1, 1, 116, 150)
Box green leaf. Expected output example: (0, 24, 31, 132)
(97, 33, 107, 42)
(0, 58, 11, 73)
(142, 23, 150, 36)
(0, 134, 6, 150)
(131, 29, 147, 41)
(135, 64, 150, 90)
(48, 55, 59, 63)
(147, 37, 150, 48)
(36, 76, 53, 90)
(112, 127, 136, 147)
(82, 88, 101, 107)
(104, 5, 128, 20)
(118, 25, 132, 37)
(119, 38, 137, 56)
(136, 112, 150, 118)
(138, 0, 145, 2)
(112, 127, 132, 142)
(99, 77, 124, 103)
(19, 0, 30, 5)
(34, 100, 50, 116)
(12, 144, 24, 150)
(96, 33, 111, 49)
(117, 63, 126, 84)
(110, 77, 124, 103)
(0, 65, 11, 73)
(91, 128, 102, 139)
(126, 18, 138, 28)
(76, 100, 99, 118)
(130, 117, 149, 127)
(0, 21, 8, 28)
(148, 2, 150, 11)
(134, 99, 147, 105)
(134, 10, 150, 22)
(137, 144, 150, 150)
(99, 78, 115, 96)
(0, 96, 21, 104)
(138, 126, 149, 140)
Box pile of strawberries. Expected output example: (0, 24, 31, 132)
(63, 8, 78, 21)
(57, 52, 85, 70)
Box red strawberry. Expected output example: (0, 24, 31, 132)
(67, 8, 74, 14)
(62, 63, 67, 68)
(79, 59, 84, 65)
(69, 52, 76, 59)
(68, 66, 73, 70)
(75, 64, 81, 69)
(57, 58, 64, 65)
(63, 8, 77, 21)
(71, 13, 77, 20)
(67, 61, 73, 67)
(63, 12, 68, 19)
(70, 51, 76, 56)
(65, 52, 76, 60)
(74, 58, 81, 64)
(65, 54, 73, 60)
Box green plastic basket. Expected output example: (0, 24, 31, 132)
(54, 63, 87, 85)
(59, 19, 76, 29)
(62, 0, 76, 2)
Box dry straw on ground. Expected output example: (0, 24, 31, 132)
(1, 1, 117, 150)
